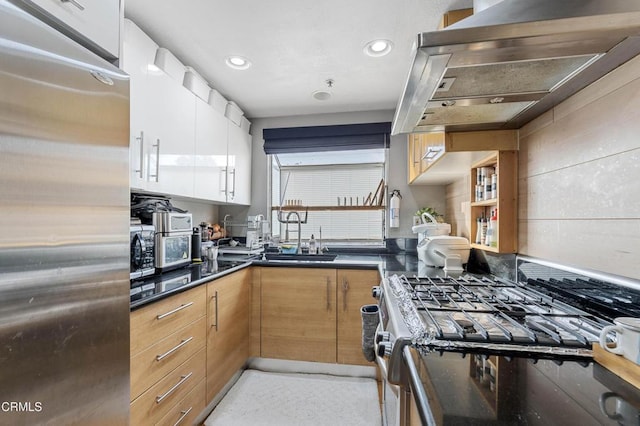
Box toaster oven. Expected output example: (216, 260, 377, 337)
(153, 212, 192, 272)
(130, 224, 155, 280)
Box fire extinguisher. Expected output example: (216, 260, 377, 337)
(389, 189, 402, 228)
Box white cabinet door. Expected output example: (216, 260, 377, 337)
(122, 20, 157, 191)
(27, 0, 120, 58)
(226, 122, 252, 205)
(194, 98, 228, 202)
(146, 71, 196, 198)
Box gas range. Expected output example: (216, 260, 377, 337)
(386, 273, 607, 361)
(373, 256, 640, 425)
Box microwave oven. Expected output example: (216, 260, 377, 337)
(130, 224, 155, 280)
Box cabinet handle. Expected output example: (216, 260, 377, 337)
(211, 291, 218, 331)
(220, 168, 228, 194)
(326, 277, 331, 311)
(230, 168, 236, 198)
(60, 0, 85, 11)
(149, 138, 160, 182)
(155, 337, 193, 361)
(412, 136, 420, 165)
(173, 407, 193, 426)
(135, 131, 144, 178)
(155, 372, 193, 404)
(342, 278, 349, 312)
(156, 302, 194, 320)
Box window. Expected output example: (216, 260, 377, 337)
(271, 150, 386, 243)
(264, 122, 391, 245)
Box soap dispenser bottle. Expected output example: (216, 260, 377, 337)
(309, 234, 317, 254)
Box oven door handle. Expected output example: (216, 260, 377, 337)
(402, 345, 436, 426)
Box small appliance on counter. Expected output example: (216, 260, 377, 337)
(417, 236, 471, 270)
(412, 212, 470, 271)
(130, 219, 155, 280)
(153, 211, 193, 272)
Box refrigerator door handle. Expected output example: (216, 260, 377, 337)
(61, 0, 85, 11)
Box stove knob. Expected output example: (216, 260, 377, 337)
(376, 331, 390, 343)
(371, 286, 382, 299)
(377, 341, 393, 357)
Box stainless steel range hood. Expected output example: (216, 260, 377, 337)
(392, 0, 640, 135)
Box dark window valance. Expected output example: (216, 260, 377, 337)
(262, 122, 391, 154)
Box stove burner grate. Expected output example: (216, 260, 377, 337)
(394, 274, 609, 352)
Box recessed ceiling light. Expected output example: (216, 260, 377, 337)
(364, 39, 393, 57)
(312, 90, 331, 101)
(225, 56, 251, 70)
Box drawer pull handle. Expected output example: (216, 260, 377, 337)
(157, 302, 194, 320)
(212, 291, 219, 331)
(60, 0, 85, 11)
(342, 278, 349, 312)
(156, 372, 193, 404)
(156, 337, 194, 361)
(174, 406, 193, 426)
(326, 277, 331, 311)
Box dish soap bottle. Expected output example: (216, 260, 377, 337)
(309, 234, 317, 254)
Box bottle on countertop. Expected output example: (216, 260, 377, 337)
(308, 234, 317, 254)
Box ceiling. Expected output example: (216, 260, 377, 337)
(124, 0, 473, 120)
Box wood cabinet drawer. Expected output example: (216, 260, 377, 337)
(131, 316, 206, 401)
(131, 286, 207, 356)
(130, 348, 206, 426)
(156, 378, 206, 426)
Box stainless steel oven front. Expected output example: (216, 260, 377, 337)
(373, 280, 426, 426)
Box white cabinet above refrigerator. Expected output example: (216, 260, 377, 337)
(15, 0, 120, 60)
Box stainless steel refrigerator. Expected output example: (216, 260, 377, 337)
(0, 1, 130, 424)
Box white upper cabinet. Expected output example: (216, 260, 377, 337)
(146, 66, 196, 198)
(122, 20, 156, 190)
(123, 20, 251, 204)
(194, 98, 228, 202)
(122, 21, 196, 197)
(23, 0, 120, 59)
(226, 121, 252, 205)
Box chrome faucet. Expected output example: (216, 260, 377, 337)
(286, 211, 302, 254)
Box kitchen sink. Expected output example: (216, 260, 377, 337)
(264, 253, 338, 262)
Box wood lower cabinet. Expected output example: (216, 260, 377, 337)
(129, 286, 207, 425)
(130, 348, 206, 425)
(261, 267, 337, 363)
(156, 377, 206, 426)
(206, 268, 251, 402)
(259, 267, 379, 365)
(130, 285, 206, 358)
(337, 269, 380, 365)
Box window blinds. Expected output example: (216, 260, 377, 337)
(278, 164, 384, 241)
(263, 122, 391, 154)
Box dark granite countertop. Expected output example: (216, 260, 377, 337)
(413, 348, 640, 425)
(130, 252, 431, 310)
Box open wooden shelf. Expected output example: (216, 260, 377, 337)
(469, 151, 518, 254)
